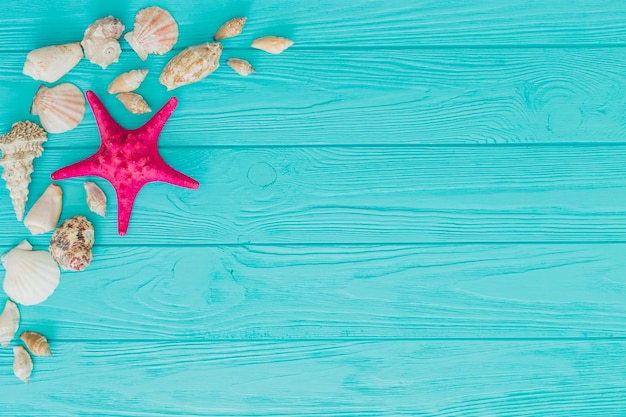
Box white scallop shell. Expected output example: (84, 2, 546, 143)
(13, 346, 32, 384)
(251, 36, 294, 54)
(125, 6, 178, 61)
(22, 43, 83, 83)
(159, 42, 222, 90)
(2, 240, 60, 306)
(24, 183, 62, 235)
(84, 181, 106, 217)
(108, 69, 149, 94)
(116, 92, 151, 114)
(31, 83, 86, 134)
(0, 300, 19, 348)
(81, 16, 125, 69)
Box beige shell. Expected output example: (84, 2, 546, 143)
(31, 83, 86, 134)
(108, 69, 149, 94)
(213, 17, 247, 41)
(84, 181, 106, 217)
(159, 42, 222, 90)
(2, 240, 60, 306)
(13, 346, 32, 384)
(125, 6, 178, 61)
(20, 331, 52, 357)
(117, 92, 151, 114)
(226, 58, 255, 76)
(22, 43, 83, 83)
(24, 183, 62, 235)
(0, 121, 48, 221)
(0, 300, 19, 348)
(251, 36, 294, 54)
(81, 16, 125, 69)
(49, 216, 94, 272)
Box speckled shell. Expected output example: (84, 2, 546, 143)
(81, 16, 125, 69)
(251, 36, 294, 54)
(13, 346, 32, 384)
(49, 216, 94, 272)
(22, 43, 83, 83)
(159, 42, 222, 90)
(116, 92, 151, 114)
(226, 58, 255, 76)
(20, 331, 52, 356)
(213, 17, 246, 40)
(108, 69, 149, 94)
(125, 6, 178, 60)
(31, 83, 86, 134)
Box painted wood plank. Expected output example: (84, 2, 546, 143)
(0, 340, 625, 416)
(4, 244, 626, 340)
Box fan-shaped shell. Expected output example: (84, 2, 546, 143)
(108, 69, 149, 94)
(125, 6, 178, 61)
(159, 42, 222, 90)
(84, 181, 106, 217)
(49, 216, 94, 272)
(0, 300, 19, 348)
(213, 17, 247, 40)
(24, 183, 62, 235)
(81, 16, 125, 69)
(31, 83, 86, 134)
(2, 240, 60, 306)
(226, 58, 255, 76)
(20, 331, 52, 356)
(251, 36, 294, 54)
(22, 43, 83, 83)
(117, 92, 151, 114)
(13, 346, 32, 384)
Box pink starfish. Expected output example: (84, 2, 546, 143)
(51, 90, 199, 236)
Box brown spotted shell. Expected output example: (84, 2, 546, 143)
(49, 216, 94, 271)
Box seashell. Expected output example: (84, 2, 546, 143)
(2, 240, 60, 306)
(213, 17, 247, 41)
(108, 69, 149, 94)
(23, 43, 83, 83)
(125, 6, 178, 61)
(159, 42, 222, 90)
(226, 58, 256, 76)
(0, 300, 19, 348)
(24, 183, 62, 235)
(20, 331, 52, 357)
(251, 36, 294, 54)
(31, 83, 86, 134)
(116, 92, 151, 114)
(84, 181, 106, 217)
(0, 121, 48, 221)
(49, 216, 94, 272)
(13, 346, 32, 384)
(81, 16, 124, 69)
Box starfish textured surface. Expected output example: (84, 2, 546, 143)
(51, 90, 199, 236)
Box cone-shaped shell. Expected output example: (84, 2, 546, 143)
(24, 183, 62, 235)
(108, 69, 149, 94)
(0, 300, 19, 348)
(159, 42, 222, 90)
(226, 58, 255, 76)
(125, 6, 178, 61)
(49, 216, 94, 272)
(13, 346, 32, 384)
(213, 17, 247, 40)
(31, 83, 86, 134)
(251, 36, 294, 54)
(20, 331, 51, 356)
(84, 181, 106, 217)
(117, 92, 151, 114)
(2, 240, 60, 306)
(81, 16, 125, 69)
(22, 43, 83, 83)
(0, 121, 48, 221)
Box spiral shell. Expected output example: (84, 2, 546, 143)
(125, 6, 178, 61)
(13, 346, 32, 384)
(117, 92, 151, 114)
(159, 42, 222, 90)
(22, 43, 83, 83)
(49, 216, 94, 272)
(226, 58, 255, 76)
(31, 83, 85, 134)
(213, 17, 246, 40)
(20, 331, 52, 357)
(108, 69, 149, 94)
(251, 36, 294, 54)
(81, 16, 124, 69)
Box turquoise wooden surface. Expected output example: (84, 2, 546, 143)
(1, 0, 626, 415)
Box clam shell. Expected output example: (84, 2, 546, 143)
(2, 240, 60, 306)
(226, 58, 255, 76)
(20, 331, 52, 357)
(251, 36, 294, 54)
(84, 181, 106, 217)
(31, 83, 86, 134)
(23, 43, 83, 83)
(24, 183, 62, 235)
(125, 6, 178, 61)
(159, 42, 222, 90)
(116, 92, 151, 114)
(13, 346, 32, 384)
(108, 69, 149, 94)
(49, 216, 94, 272)
(213, 17, 247, 40)
(0, 300, 19, 348)
(81, 16, 125, 69)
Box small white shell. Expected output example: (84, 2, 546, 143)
(13, 346, 33, 384)
(251, 36, 294, 54)
(116, 92, 151, 114)
(81, 16, 125, 69)
(24, 183, 62, 235)
(20, 331, 52, 357)
(125, 6, 178, 60)
(159, 42, 222, 90)
(226, 58, 256, 76)
(2, 240, 60, 306)
(23, 43, 83, 83)
(108, 69, 149, 94)
(0, 300, 19, 348)
(84, 181, 106, 217)
(213, 17, 247, 41)
(31, 83, 86, 134)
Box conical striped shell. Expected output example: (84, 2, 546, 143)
(22, 43, 83, 83)
(251, 36, 294, 54)
(20, 331, 52, 356)
(31, 83, 86, 134)
(159, 42, 222, 90)
(125, 6, 178, 61)
(226, 58, 255, 76)
(213, 17, 246, 41)
(116, 92, 151, 114)
(108, 69, 149, 94)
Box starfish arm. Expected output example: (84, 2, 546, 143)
(137, 97, 178, 145)
(115, 184, 143, 236)
(151, 160, 200, 189)
(51, 155, 99, 180)
(86, 90, 123, 135)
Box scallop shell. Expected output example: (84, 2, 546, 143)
(84, 181, 106, 217)
(0, 121, 48, 221)
(108, 69, 149, 94)
(81, 16, 125, 69)
(20, 331, 52, 357)
(13, 346, 32, 384)
(0, 300, 19, 348)
(159, 42, 222, 90)
(23, 43, 83, 83)
(2, 240, 60, 306)
(49, 216, 94, 272)
(31, 83, 86, 134)
(251, 36, 294, 54)
(213, 17, 247, 41)
(117, 92, 151, 114)
(24, 183, 62, 235)
(125, 6, 178, 61)
(226, 58, 255, 76)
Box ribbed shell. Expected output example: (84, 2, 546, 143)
(117, 92, 151, 114)
(49, 216, 95, 272)
(22, 43, 83, 83)
(125, 6, 178, 61)
(108, 69, 149, 94)
(31, 83, 86, 134)
(213, 17, 247, 40)
(0, 300, 19, 348)
(20, 331, 52, 356)
(81, 16, 125, 69)
(159, 42, 222, 90)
